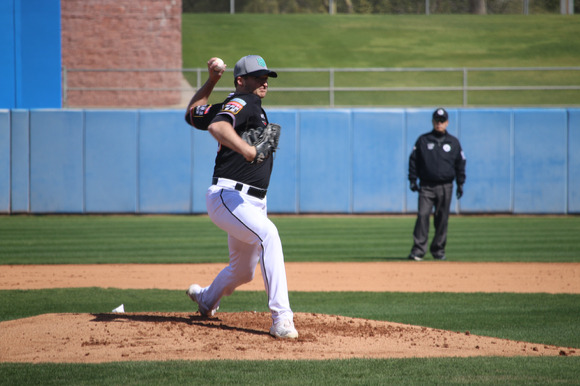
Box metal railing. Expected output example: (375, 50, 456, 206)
(63, 66, 580, 108)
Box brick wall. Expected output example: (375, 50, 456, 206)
(61, 0, 183, 107)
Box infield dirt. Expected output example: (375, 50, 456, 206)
(1, 262, 579, 363)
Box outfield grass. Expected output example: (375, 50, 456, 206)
(1, 215, 579, 264)
(2, 357, 579, 385)
(1, 215, 579, 384)
(181, 14, 580, 107)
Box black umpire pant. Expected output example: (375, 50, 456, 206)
(411, 182, 453, 259)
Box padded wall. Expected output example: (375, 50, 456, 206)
(567, 109, 580, 213)
(0, 111, 10, 210)
(1, 108, 579, 214)
(513, 109, 568, 213)
(84, 111, 138, 213)
(459, 109, 513, 212)
(9, 110, 30, 212)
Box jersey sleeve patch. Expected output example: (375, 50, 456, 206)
(221, 98, 247, 115)
(193, 104, 212, 117)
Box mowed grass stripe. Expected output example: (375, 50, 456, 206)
(1, 216, 579, 263)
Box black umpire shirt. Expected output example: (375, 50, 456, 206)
(409, 129, 466, 186)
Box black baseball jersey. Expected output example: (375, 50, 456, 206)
(185, 93, 274, 189)
(210, 93, 273, 189)
(185, 92, 237, 130)
(185, 103, 222, 131)
(409, 129, 466, 185)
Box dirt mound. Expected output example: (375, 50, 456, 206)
(1, 312, 576, 363)
(2, 262, 579, 363)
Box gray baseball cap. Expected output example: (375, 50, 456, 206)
(233, 55, 278, 78)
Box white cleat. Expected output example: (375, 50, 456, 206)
(269, 319, 299, 339)
(186, 284, 217, 317)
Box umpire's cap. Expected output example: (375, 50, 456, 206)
(234, 55, 278, 78)
(432, 108, 448, 122)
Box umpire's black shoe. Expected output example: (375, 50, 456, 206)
(408, 254, 423, 261)
(433, 255, 446, 260)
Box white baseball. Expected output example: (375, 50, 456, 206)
(213, 58, 225, 71)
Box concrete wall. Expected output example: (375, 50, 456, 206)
(1, 108, 579, 214)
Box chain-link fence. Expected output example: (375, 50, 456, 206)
(183, 0, 576, 14)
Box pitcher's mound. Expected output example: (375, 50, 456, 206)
(1, 312, 576, 363)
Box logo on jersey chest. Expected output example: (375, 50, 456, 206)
(427, 142, 451, 152)
(222, 98, 247, 115)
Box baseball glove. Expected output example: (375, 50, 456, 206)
(242, 123, 281, 164)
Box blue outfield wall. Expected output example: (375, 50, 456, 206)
(1, 0, 62, 109)
(570, 109, 580, 213)
(1, 108, 579, 214)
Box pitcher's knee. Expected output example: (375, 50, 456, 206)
(238, 269, 255, 284)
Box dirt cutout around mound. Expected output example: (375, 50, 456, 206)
(1, 312, 576, 363)
(1, 262, 579, 363)
(2, 262, 579, 293)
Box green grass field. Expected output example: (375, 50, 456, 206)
(182, 14, 580, 107)
(2, 12, 580, 385)
(1, 215, 579, 264)
(1, 215, 579, 384)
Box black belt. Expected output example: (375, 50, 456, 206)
(212, 177, 267, 199)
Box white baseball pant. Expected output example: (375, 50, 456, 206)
(200, 180, 294, 324)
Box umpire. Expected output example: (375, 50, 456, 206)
(408, 108, 466, 261)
